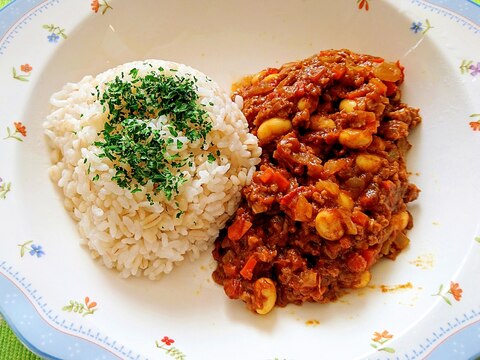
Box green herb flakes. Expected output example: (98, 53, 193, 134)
(129, 68, 139, 78)
(94, 67, 212, 202)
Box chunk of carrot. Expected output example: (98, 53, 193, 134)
(240, 256, 257, 280)
(228, 218, 252, 241)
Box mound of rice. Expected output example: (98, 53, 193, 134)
(44, 60, 261, 279)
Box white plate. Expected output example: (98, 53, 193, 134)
(1, 1, 480, 359)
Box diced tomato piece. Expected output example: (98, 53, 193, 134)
(228, 218, 252, 241)
(345, 85, 369, 99)
(294, 80, 307, 97)
(369, 78, 387, 96)
(271, 172, 290, 192)
(266, 92, 276, 100)
(360, 249, 377, 268)
(331, 65, 346, 80)
(358, 193, 377, 208)
(258, 168, 274, 183)
(351, 211, 369, 227)
(258, 168, 290, 192)
(381, 180, 395, 191)
(240, 256, 257, 280)
(346, 253, 367, 273)
(309, 68, 326, 82)
(224, 279, 242, 298)
(384, 81, 397, 96)
(223, 263, 238, 277)
(371, 57, 385, 63)
(279, 190, 296, 207)
(265, 67, 279, 76)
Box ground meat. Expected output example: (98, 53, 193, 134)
(212, 49, 420, 314)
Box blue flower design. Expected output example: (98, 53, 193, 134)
(469, 62, 480, 76)
(29, 244, 45, 257)
(410, 22, 423, 34)
(43, 24, 67, 42)
(47, 33, 60, 43)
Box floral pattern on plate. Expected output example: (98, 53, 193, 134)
(0, 178, 11, 200)
(155, 336, 186, 360)
(432, 281, 463, 305)
(356, 0, 370, 11)
(42, 23, 67, 43)
(62, 296, 98, 317)
(90, 0, 113, 14)
(370, 330, 395, 353)
(410, 19, 433, 34)
(469, 113, 480, 131)
(18, 241, 45, 258)
(12, 63, 32, 81)
(3, 121, 27, 141)
(460, 60, 480, 76)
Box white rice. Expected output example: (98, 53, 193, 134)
(44, 60, 261, 279)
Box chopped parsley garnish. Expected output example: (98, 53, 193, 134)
(207, 153, 216, 163)
(94, 67, 213, 202)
